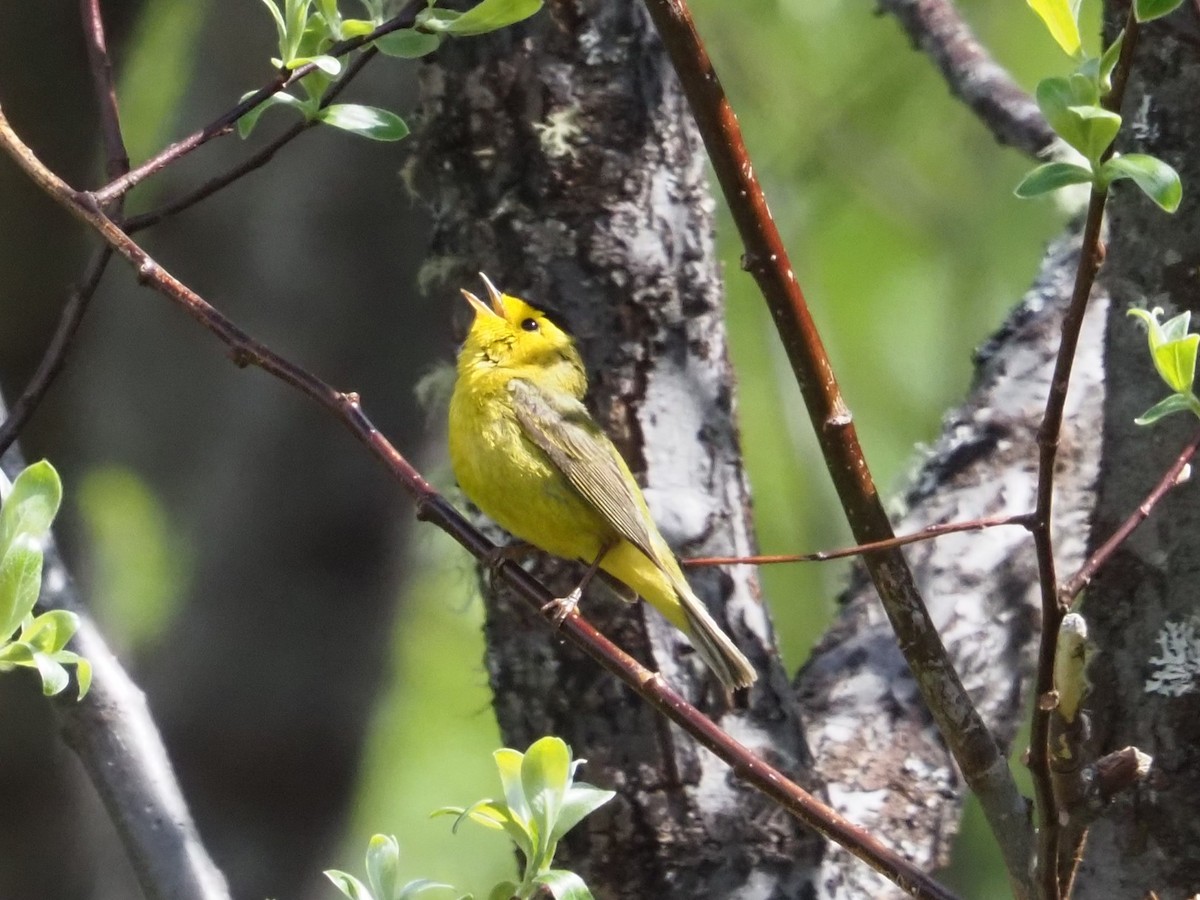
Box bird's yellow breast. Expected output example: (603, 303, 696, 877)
(448, 376, 614, 563)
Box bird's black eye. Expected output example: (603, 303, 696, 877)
(521, 318, 539, 332)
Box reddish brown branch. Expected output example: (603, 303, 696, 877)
(81, 0, 129, 186)
(641, 0, 1031, 888)
(685, 512, 1033, 567)
(91, 3, 421, 204)
(1060, 427, 1200, 602)
(1027, 13, 1141, 899)
(877, 0, 1055, 158)
(0, 105, 959, 900)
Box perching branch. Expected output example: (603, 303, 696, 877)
(641, 0, 1032, 890)
(0, 103, 959, 900)
(876, 0, 1055, 158)
(1027, 13, 1141, 897)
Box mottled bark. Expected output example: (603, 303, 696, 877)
(797, 234, 1104, 897)
(1073, 7, 1200, 897)
(411, 1, 818, 895)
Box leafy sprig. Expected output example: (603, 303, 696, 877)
(247, 0, 544, 141)
(1128, 307, 1200, 425)
(0, 461, 90, 699)
(1018, 0, 1184, 212)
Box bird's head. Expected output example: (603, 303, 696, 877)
(458, 274, 584, 388)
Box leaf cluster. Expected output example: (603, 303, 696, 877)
(0, 461, 89, 699)
(246, 0, 543, 141)
(1128, 307, 1200, 425)
(1018, 0, 1183, 212)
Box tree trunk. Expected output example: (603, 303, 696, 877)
(1073, 6, 1200, 897)
(412, 1, 820, 895)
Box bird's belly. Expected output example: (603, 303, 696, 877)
(449, 401, 612, 562)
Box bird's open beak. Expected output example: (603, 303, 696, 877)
(460, 272, 506, 319)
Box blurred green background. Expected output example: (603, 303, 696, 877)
(2, 0, 1090, 896)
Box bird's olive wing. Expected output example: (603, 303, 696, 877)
(508, 378, 659, 564)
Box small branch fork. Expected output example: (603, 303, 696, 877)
(641, 0, 1032, 890)
(0, 106, 959, 900)
(1027, 10, 1141, 899)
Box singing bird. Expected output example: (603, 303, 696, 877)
(448, 274, 757, 691)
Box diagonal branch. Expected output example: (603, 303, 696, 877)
(876, 0, 1055, 158)
(641, 0, 1033, 890)
(0, 102, 960, 900)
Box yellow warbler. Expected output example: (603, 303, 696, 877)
(448, 274, 757, 691)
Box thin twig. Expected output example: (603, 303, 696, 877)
(125, 47, 377, 234)
(0, 105, 959, 900)
(1027, 12, 1141, 899)
(81, 0, 130, 186)
(684, 512, 1033, 567)
(91, 2, 421, 204)
(641, 0, 1033, 891)
(876, 0, 1055, 158)
(1059, 427, 1200, 602)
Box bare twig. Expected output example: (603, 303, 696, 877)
(124, 47, 377, 234)
(0, 104, 960, 900)
(91, 2, 421, 204)
(641, 0, 1032, 890)
(1059, 427, 1200, 602)
(1027, 12, 1141, 898)
(81, 0, 129, 186)
(684, 512, 1033, 567)
(876, 0, 1055, 158)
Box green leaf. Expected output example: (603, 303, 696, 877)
(1135, 0, 1186, 21)
(21, 609, 79, 654)
(532, 870, 594, 900)
(340, 19, 380, 37)
(1097, 31, 1124, 92)
(63, 651, 91, 699)
(1134, 392, 1196, 425)
(1026, 0, 1082, 55)
(237, 91, 307, 138)
(325, 870, 374, 900)
(486, 882, 520, 900)
(1068, 105, 1122, 161)
(494, 748, 531, 827)
(0, 639, 36, 668)
(550, 785, 614, 844)
(522, 736, 570, 861)
(375, 29, 443, 58)
(365, 835, 400, 900)
(0, 460, 62, 557)
(32, 651, 69, 696)
(0, 542, 44, 639)
(1153, 333, 1199, 393)
(441, 0, 543, 36)
(292, 54, 343, 75)
(1035, 76, 1097, 158)
(415, 8, 464, 33)
(317, 105, 410, 141)
(1014, 161, 1095, 198)
(258, 0, 288, 46)
(1102, 154, 1183, 212)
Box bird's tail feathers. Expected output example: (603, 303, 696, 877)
(677, 588, 757, 691)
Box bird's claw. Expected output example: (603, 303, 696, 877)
(541, 587, 582, 627)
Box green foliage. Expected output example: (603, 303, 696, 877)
(0, 461, 89, 699)
(326, 834, 460, 900)
(245, 0, 543, 140)
(1127, 307, 1200, 424)
(1134, 0, 1186, 22)
(1016, 3, 1183, 211)
(432, 737, 614, 900)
